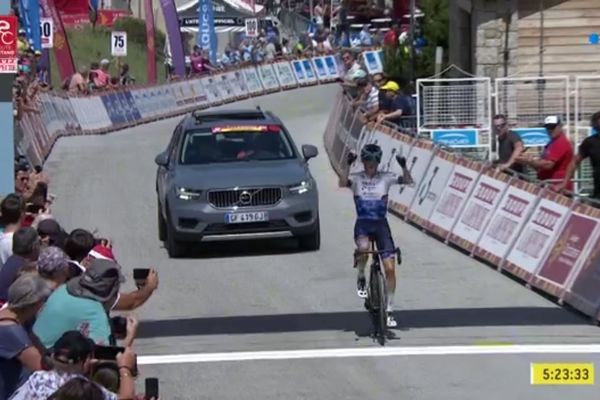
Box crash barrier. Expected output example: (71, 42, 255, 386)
(325, 87, 600, 323)
(16, 54, 351, 168)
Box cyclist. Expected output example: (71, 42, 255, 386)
(338, 143, 413, 327)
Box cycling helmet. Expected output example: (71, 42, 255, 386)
(360, 144, 383, 163)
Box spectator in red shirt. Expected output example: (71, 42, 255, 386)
(384, 22, 400, 47)
(517, 116, 573, 191)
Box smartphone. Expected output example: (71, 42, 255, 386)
(94, 345, 125, 361)
(25, 203, 43, 214)
(145, 378, 159, 399)
(133, 268, 150, 288)
(110, 316, 127, 337)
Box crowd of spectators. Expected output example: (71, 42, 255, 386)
(0, 165, 160, 398)
(339, 50, 416, 130)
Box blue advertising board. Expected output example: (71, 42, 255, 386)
(512, 127, 550, 147)
(431, 129, 478, 147)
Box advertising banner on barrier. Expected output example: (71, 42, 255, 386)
(302, 59, 318, 85)
(201, 76, 224, 104)
(190, 80, 210, 106)
(530, 204, 600, 298)
(388, 139, 434, 216)
(312, 57, 330, 82)
(324, 89, 345, 153)
(473, 178, 541, 266)
(216, 74, 236, 101)
(242, 67, 264, 94)
(324, 55, 341, 79)
(362, 51, 383, 75)
(258, 64, 280, 92)
(563, 209, 600, 317)
(225, 71, 250, 98)
(292, 60, 307, 85)
(448, 170, 510, 254)
(407, 149, 457, 227)
(274, 61, 298, 89)
(503, 191, 573, 281)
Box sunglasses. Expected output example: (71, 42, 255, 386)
(493, 123, 506, 129)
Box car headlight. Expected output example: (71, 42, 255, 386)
(288, 180, 312, 194)
(176, 187, 202, 200)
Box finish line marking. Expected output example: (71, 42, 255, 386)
(138, 344, 600, 365)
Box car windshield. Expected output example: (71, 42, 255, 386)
(179, 125, 296, 164)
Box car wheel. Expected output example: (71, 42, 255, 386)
(166, 214, 185, 258)
(158, 203, 167, 242)
(298, 217, 320, 251)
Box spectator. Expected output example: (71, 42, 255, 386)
(88, 62, 100, 91)
(46, 377, 105, 400)
(314, 0, 324, 29)
(36, 246, 71, 291)
(33, 259, 124, 348)
(359, 25, 372, 47)
(517, 116, 574, 191)
(281, 38, 290, 55)
(68, 65, 89, 95)
(559, 111, 600, 199)
(264, 36, 277, 61)
(332, 0, 349, 46)
(0, 275, 50, 399)
(63, 229, 96, 277)
(493, 114, 525, 174)
(384, 22, 400, 47)
(372, 73, 390, 111)
(190, 46, 206, 75)
(354, 77, 379, 118)
(118, 63, 134, 86)
(341, 51, 361, 81)
(36, 219, 68, 250)
(11, 331, 137, 400)
(17, 29, 28, 54)
(93, 60, 111, 89)
(0, 227, 41, 304)
(376, 81, 414, 126)
(0, 194, 24, 264)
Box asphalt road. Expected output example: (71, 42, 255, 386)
(45, 85, 600, 399)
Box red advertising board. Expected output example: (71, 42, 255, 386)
(531, 203, 600, 298)
(423, 157, 483, 239)
(474, 178, 541, 267)
(503, 190, 573, 282)
(448, 169, 511, 254)
(61, 10, 131, 27)
(0, 16, 18, 74)
(562, 206, 600, 317)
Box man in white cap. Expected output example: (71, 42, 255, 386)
(517, 115, 574, 191)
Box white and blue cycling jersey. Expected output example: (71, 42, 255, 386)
(349, 171, 401, 220)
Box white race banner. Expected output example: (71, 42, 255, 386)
(274, 62, 297, 88)
(40, 18, 53, 49)
(258, 64, 280, 91)
(245, 18, 258, 37)
(474, 180, 541, 266)
(504, 191, 573, 280)
(111, 31, 127, 56)
(388, 140, 435, 216)
(242, 67, 263, 94)
(448, 171, 510, 254)
(407, 149, 456, 226)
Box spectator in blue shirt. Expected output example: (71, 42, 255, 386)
(359, 25, 372, 47)
(376, 81, 414, 127)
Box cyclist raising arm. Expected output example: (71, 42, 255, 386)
(338, 144, 413, 327)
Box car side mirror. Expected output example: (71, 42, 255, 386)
(155, 152, 169, 167)
(302, 145, 319, 161)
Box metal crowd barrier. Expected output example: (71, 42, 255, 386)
(324, 89, 600, 324)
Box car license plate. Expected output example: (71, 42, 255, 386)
(225, 212, 268, 224)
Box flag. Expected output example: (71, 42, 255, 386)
(40, 0, 75, 82)
(19, 0, 42, 50)
(144, 0, 157, 84)
(159, 0, 186, 77)
(197, 0, 217, 65)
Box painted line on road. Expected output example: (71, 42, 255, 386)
(138, 344, 600, 365)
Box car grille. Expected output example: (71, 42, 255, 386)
(203, 221, 289, 233)
(208, 187, 282, 208)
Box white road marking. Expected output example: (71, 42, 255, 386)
(138, 344, 600, 365)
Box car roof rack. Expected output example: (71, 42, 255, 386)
(191, 109, 266, 124)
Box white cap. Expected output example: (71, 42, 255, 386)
(100, 59, 110, 65)
(544, 115, 561, 125)
(351, 69, 367, 80)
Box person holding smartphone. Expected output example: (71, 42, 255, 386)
(10, 331, 137, 400)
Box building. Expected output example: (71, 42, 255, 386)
(449, 0, 600, 78)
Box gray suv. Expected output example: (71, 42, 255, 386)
(155, 108, 320, 257)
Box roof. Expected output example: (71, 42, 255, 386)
(182, 108, 282, 130)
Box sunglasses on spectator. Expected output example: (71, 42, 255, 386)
(493, 123, 506, 129)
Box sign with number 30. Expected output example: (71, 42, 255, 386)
(111, 31, 127, 56)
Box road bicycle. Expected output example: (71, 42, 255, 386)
(354, 238, 401, 346)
